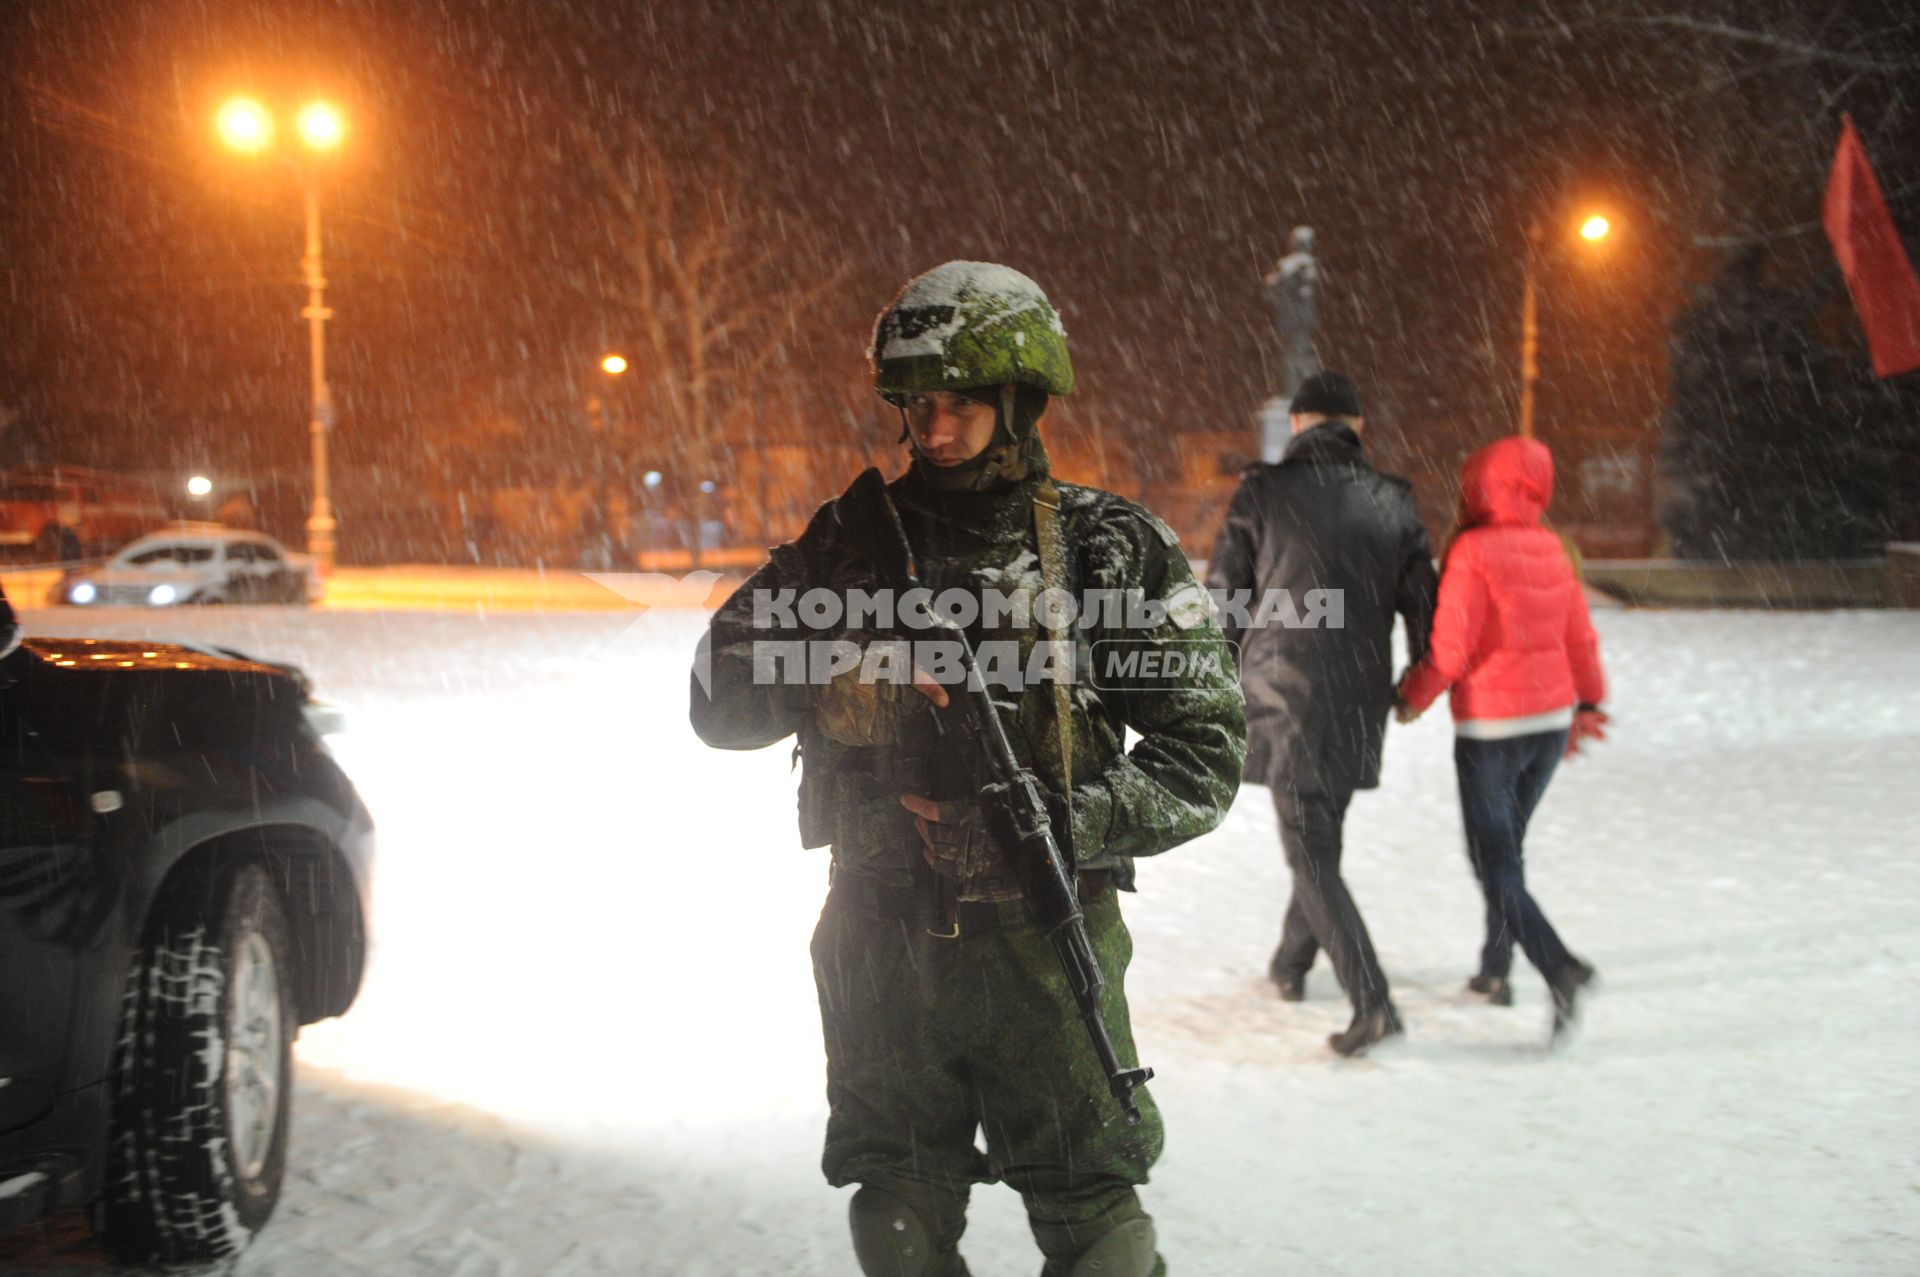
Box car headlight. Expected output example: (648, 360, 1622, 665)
(69, 581, 97, 604)
(148, 584, 178, 605)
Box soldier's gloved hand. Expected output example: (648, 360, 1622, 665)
(814, 652, 949, 747)
(907, 663, 951, 708)
(978, 776, 1075, 865)
(814, 663, 926, 748)
(899, 793, 989, 880)
(1564, 707, 1610, 759)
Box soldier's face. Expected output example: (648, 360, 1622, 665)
(902, 391, 1000, 466)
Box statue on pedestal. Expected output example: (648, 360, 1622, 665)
(1258, 226, 1321, 461)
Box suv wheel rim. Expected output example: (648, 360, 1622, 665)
(227, 928, 284, 1179)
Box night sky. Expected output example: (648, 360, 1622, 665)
(2, 0, 1912, 552)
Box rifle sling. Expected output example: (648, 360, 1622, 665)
(1032, 475, 1074, 812)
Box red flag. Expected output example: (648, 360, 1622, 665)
(1824, 114, 1920, 379)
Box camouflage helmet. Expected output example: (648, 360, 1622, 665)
(870, 262, 1075, 399)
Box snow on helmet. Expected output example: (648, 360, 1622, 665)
(870, 261, 1075, 400)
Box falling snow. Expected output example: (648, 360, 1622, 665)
(2, 596, 1914, 1275)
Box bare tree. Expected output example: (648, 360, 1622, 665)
(562, 120, 842, 562)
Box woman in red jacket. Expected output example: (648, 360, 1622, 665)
(1396, 436, 1608, 1037)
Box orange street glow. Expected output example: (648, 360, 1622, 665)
(216, 97, 273, 153)
(601, 354, 629, 375)
(297, 102, 346, 151)
(1580, 215, 1611, 242)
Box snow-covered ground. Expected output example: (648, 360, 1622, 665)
(4, 600, 1916, 1276)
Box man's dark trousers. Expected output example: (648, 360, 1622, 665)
(1455, 730, 1574, 982)
(1268, 785, 1392, 1012)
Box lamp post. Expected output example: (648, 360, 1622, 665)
(585, 353, 627, 434)
(216, 96, 346, 576)
(583, 354, 629, 567)
(1518, 213, 1611, 440)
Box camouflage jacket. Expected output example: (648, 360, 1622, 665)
(690, 463, 1246, 891)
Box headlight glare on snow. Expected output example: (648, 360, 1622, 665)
(149, 584, 178, 606)
(69, 582, 97, 604)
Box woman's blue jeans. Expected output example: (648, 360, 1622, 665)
(1454, 730, 1574, 982)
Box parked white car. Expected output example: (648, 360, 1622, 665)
(60, 525, 322, 606)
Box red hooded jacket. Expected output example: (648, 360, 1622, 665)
(1397, 437, 1605, 722)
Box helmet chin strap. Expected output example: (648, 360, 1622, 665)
(903, 384, 1036, 493)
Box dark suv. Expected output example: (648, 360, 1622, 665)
(0, 582, 374, 1264)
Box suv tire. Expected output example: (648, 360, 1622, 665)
(98, 862, 295, 1264)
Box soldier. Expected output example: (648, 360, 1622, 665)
(691, 262, 1245, 1277)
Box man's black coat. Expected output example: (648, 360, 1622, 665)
(1205, 422, 1438, 793)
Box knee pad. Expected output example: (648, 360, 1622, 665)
(850, 1185, 948, 1277)
(1033, 1198, 1160, 1277)
(1066, 1217, 1159, 1277)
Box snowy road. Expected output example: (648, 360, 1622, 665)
(4, 602, 1916, 1276)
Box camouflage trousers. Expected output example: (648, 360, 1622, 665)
(811, 878, 1164, 1233)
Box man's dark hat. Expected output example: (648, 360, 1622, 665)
(1291, 371, 1363, 418)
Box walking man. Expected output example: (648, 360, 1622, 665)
(692, 262, 1245, 1275)
(1206, 370, 1437, 1056)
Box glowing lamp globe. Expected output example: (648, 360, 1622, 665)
(216, 98, 274, 154)
(297, 102, 346, 152)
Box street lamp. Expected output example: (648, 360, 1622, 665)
(296, 103, 345, 151)
(586, 353, 627, 431)
(215, 98, 273, 154)
(1519, 212, 1612, 439)
(215, 94, 347, 576)
(582, 354, 630, 567)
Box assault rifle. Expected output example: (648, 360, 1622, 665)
(837, 467, 1154, 1125)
